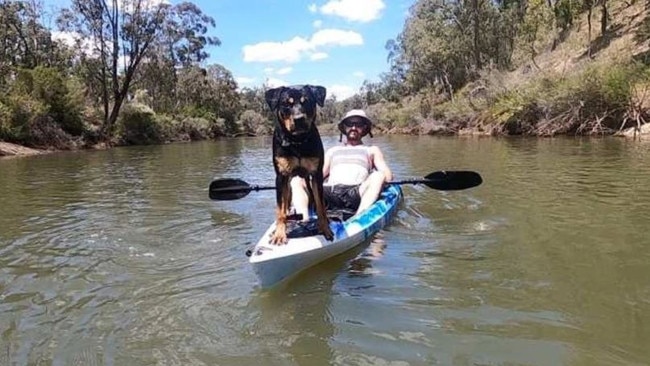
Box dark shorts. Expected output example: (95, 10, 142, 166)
(323, 184, 361, 211)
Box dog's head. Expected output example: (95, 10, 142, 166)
(265, 85, 326, 136)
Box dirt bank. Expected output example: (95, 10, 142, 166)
(0, 142, 45, 157)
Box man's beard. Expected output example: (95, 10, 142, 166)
(346, 132, 360, 140)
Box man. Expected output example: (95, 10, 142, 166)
(290, 109, 393, 220)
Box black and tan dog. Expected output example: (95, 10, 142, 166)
(265, 84, 334, 245)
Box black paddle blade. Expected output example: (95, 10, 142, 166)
(424, 171, 483, 191)
(209, 178, 253, 200)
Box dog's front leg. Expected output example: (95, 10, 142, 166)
(311, 172, 334, 241)
(270, 174, 292, 245)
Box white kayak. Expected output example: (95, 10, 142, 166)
(247, 184, 402, 288)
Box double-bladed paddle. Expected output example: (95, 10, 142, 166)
(208, 170, 482, 200)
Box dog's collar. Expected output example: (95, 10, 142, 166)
(276, 128, 313, 147)
(281, 137, 300, 147)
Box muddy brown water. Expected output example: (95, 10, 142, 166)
(1, 135, 649, 365)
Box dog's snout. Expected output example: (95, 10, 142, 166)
(290, 101, 303, 114)
(292, 108, 304, 120)
(293, 116, 312, 132)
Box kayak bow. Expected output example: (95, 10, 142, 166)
(248, 184, 402, 288)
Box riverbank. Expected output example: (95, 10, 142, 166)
(3, 121, 649, 158)
(358, 0, 650, 138)
(0, 142, 45, 157)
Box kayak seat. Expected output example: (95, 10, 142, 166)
(286, 219, 321, 238)
(285, 208, 354, 238)
(327, 208, 356, 222)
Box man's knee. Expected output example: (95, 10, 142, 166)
(368, 171, 386, 185)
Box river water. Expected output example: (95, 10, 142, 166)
(1, 135, 649, 365)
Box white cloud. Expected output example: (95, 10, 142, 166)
(236, 76, 256, 85)
(243, 37, 311, 63)
(243, 29, 363, 63)
(329, 84, 357, 100)
(266, 77, 289, 88)
(313, 20, 323, 28)
(319, 0, 385, 22)
(51, 31, 77, 47)
(311, 29, 363, 47)
(353, 71, 365, 78)
(276, 67, 293, 75)
(308, 4, 318, 13)
(51, 31, 97, 57)
(310, 52, 328, 61)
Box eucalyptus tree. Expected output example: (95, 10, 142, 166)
(206, 64, 240, 124)
(239, 86, 267, 116)
(175, 63, 240, 132)
(57, 0, 219, 140)
(520, 0, 554, 68)
(320, 95, 341, 125)
(0, 0, 70, 73)
(135, 49, 176, 113)
(385, 0, 524, 98)
(394, 0, 474, 97)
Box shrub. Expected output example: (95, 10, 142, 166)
(0, 101, 14, 140)
(173, 116, 212, 141)
(26, 115, 75, 150)
(238, 109, 271, 136)
(4, 93, 48, 143)
(30, 67, 84, 136)
(210, 117, 228, 137)
(117, 103, 164, 145)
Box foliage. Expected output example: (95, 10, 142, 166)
(518, 0, 555, 66)
(477, 61, 647, 135)
(31, 67, 84, 135)
(175, 64, 241, 130)
(238, 110, 272, 136)
(0, 0, 71, 71)
(0, 66, 83, 145)
(173, 116, 213, 141)
(0, 101, 14, 140)
(1, 0, 648, 148)
(117, 103, 165, 145)
(57, 0, 220, 140)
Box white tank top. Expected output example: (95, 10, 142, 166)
(326, 145, 372, 186)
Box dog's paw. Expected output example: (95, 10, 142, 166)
(269, 229, 288, 245)
(320, 223, 334, 241)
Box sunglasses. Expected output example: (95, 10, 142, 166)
(343, 119, 367, 128)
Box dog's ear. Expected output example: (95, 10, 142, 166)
(307, 85, 326, 107)
(265, 87, 285, 111)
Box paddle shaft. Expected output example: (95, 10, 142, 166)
(209, 170, 482, 200)
(223, 178, 451, 193)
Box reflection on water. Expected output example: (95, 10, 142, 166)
(1, 136, 650, 365)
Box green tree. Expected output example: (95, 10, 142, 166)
(520, 0, 554, 68)
(57, 0, 219, 141)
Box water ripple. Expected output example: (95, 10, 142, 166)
(2, 138, 650, 365)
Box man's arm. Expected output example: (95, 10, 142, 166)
(370, 146, 393, 181)
(322, 147, 333, 179)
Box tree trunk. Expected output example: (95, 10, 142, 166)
(601, 0, 608, 35)
(444, 72, 454, 102)
(473, 0, 482, 69)
(587, 1, 593, 58)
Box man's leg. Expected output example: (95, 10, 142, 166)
(290, 176, 310, 221)
(356, 171, 386, 214)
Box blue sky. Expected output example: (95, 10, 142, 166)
(43, 0, 415, 100)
